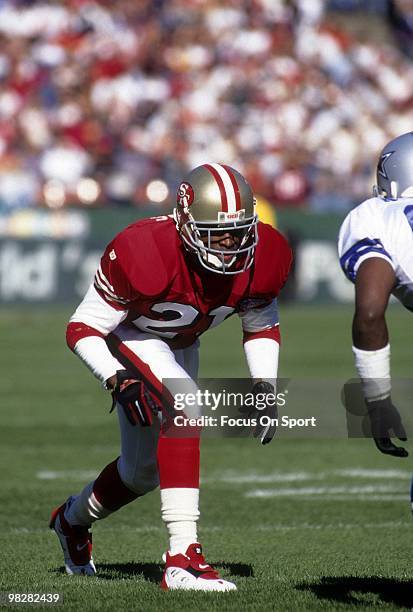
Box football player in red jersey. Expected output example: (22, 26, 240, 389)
(49, 163, 292, 591)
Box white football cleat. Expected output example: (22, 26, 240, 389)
(49, 496, 96, 576)
(161, 543, 236, 592)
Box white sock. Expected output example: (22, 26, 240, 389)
(65, 482, 112, 527)
(161, 487, 200, 555)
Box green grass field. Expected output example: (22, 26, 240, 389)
(0, 304, 412, 610)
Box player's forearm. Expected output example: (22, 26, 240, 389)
(66, 323, 124, 384)
(240, 298, 280, 382)
(352, 311, 391, 400)
(352, 310, 389, 350)
(65, 283, 129, 384)
(352, 257, 394, 351)
(351, 311, 391, 402)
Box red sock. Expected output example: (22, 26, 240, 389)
(93, 458, 139, 511)
(157, 437, 200, 489)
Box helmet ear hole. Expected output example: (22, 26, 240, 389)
(390, 181, 398, 199)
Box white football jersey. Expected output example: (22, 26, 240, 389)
(338, 196, 413, 310)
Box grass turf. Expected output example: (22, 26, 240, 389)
(0, 304, 412, 610)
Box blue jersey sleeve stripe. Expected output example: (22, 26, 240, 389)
(340, 238, 392, 282)
(340, 237, 381, 264)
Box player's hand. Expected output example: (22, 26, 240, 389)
(367, 397, 408, 457)
(111, 370, 159, 427)
(250, 381, 278, 445)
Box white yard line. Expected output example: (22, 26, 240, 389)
(4, 521, 410, 537)
(37, 467, 412, 483)
(255, 520, 410, 530)
(37, 469, 322, 483)
(37, 470, 98, 481)
(203, 468, 412, 485)
(313, 495, 408, 501)
(35, 467, 412, 507)
(203, 471, 320, 484)
(335, 468, 411, 479)
(6, 525, 163, 536)
(246, 485, 407, 498)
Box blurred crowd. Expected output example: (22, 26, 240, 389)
(0, 0, 413, 213)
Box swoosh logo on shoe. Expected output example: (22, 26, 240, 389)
(198, 564, 210, 570)
(76, 543, 89, 551)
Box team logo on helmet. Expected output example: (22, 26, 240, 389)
(377, 152, 394, 179)
(177, 182, 194, 209)
(218, 210, 245, 223)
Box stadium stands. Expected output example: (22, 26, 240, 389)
(0, 0, 412, 212)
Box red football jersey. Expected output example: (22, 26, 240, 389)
(93, 215, 292, 349)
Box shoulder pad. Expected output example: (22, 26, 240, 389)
(111, 217, 180, 298)
(250, 222, 292, 297)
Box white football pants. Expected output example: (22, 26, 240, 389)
(112, 326, 200, 494)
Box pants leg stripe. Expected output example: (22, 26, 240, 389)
(106, 333, 176, 416)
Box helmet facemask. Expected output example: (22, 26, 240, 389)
(181, 215, 258, 275)
(373, 181, 413, 200)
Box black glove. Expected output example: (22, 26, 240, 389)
(247, 381, 278, 445)
(111, 370, 160, 427)
(366, 397, 408, 458)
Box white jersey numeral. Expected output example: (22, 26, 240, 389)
(132, 303, 234, 339)
(208, 306, 235, 328)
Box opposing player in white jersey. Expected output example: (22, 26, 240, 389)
(338, 132, 412, 458)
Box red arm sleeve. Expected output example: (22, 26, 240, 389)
(243, 326, 281, 344)
(66, 322, 105, 351)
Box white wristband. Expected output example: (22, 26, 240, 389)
(352, 344, 391, 402)
(244, 337, 279, 384)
